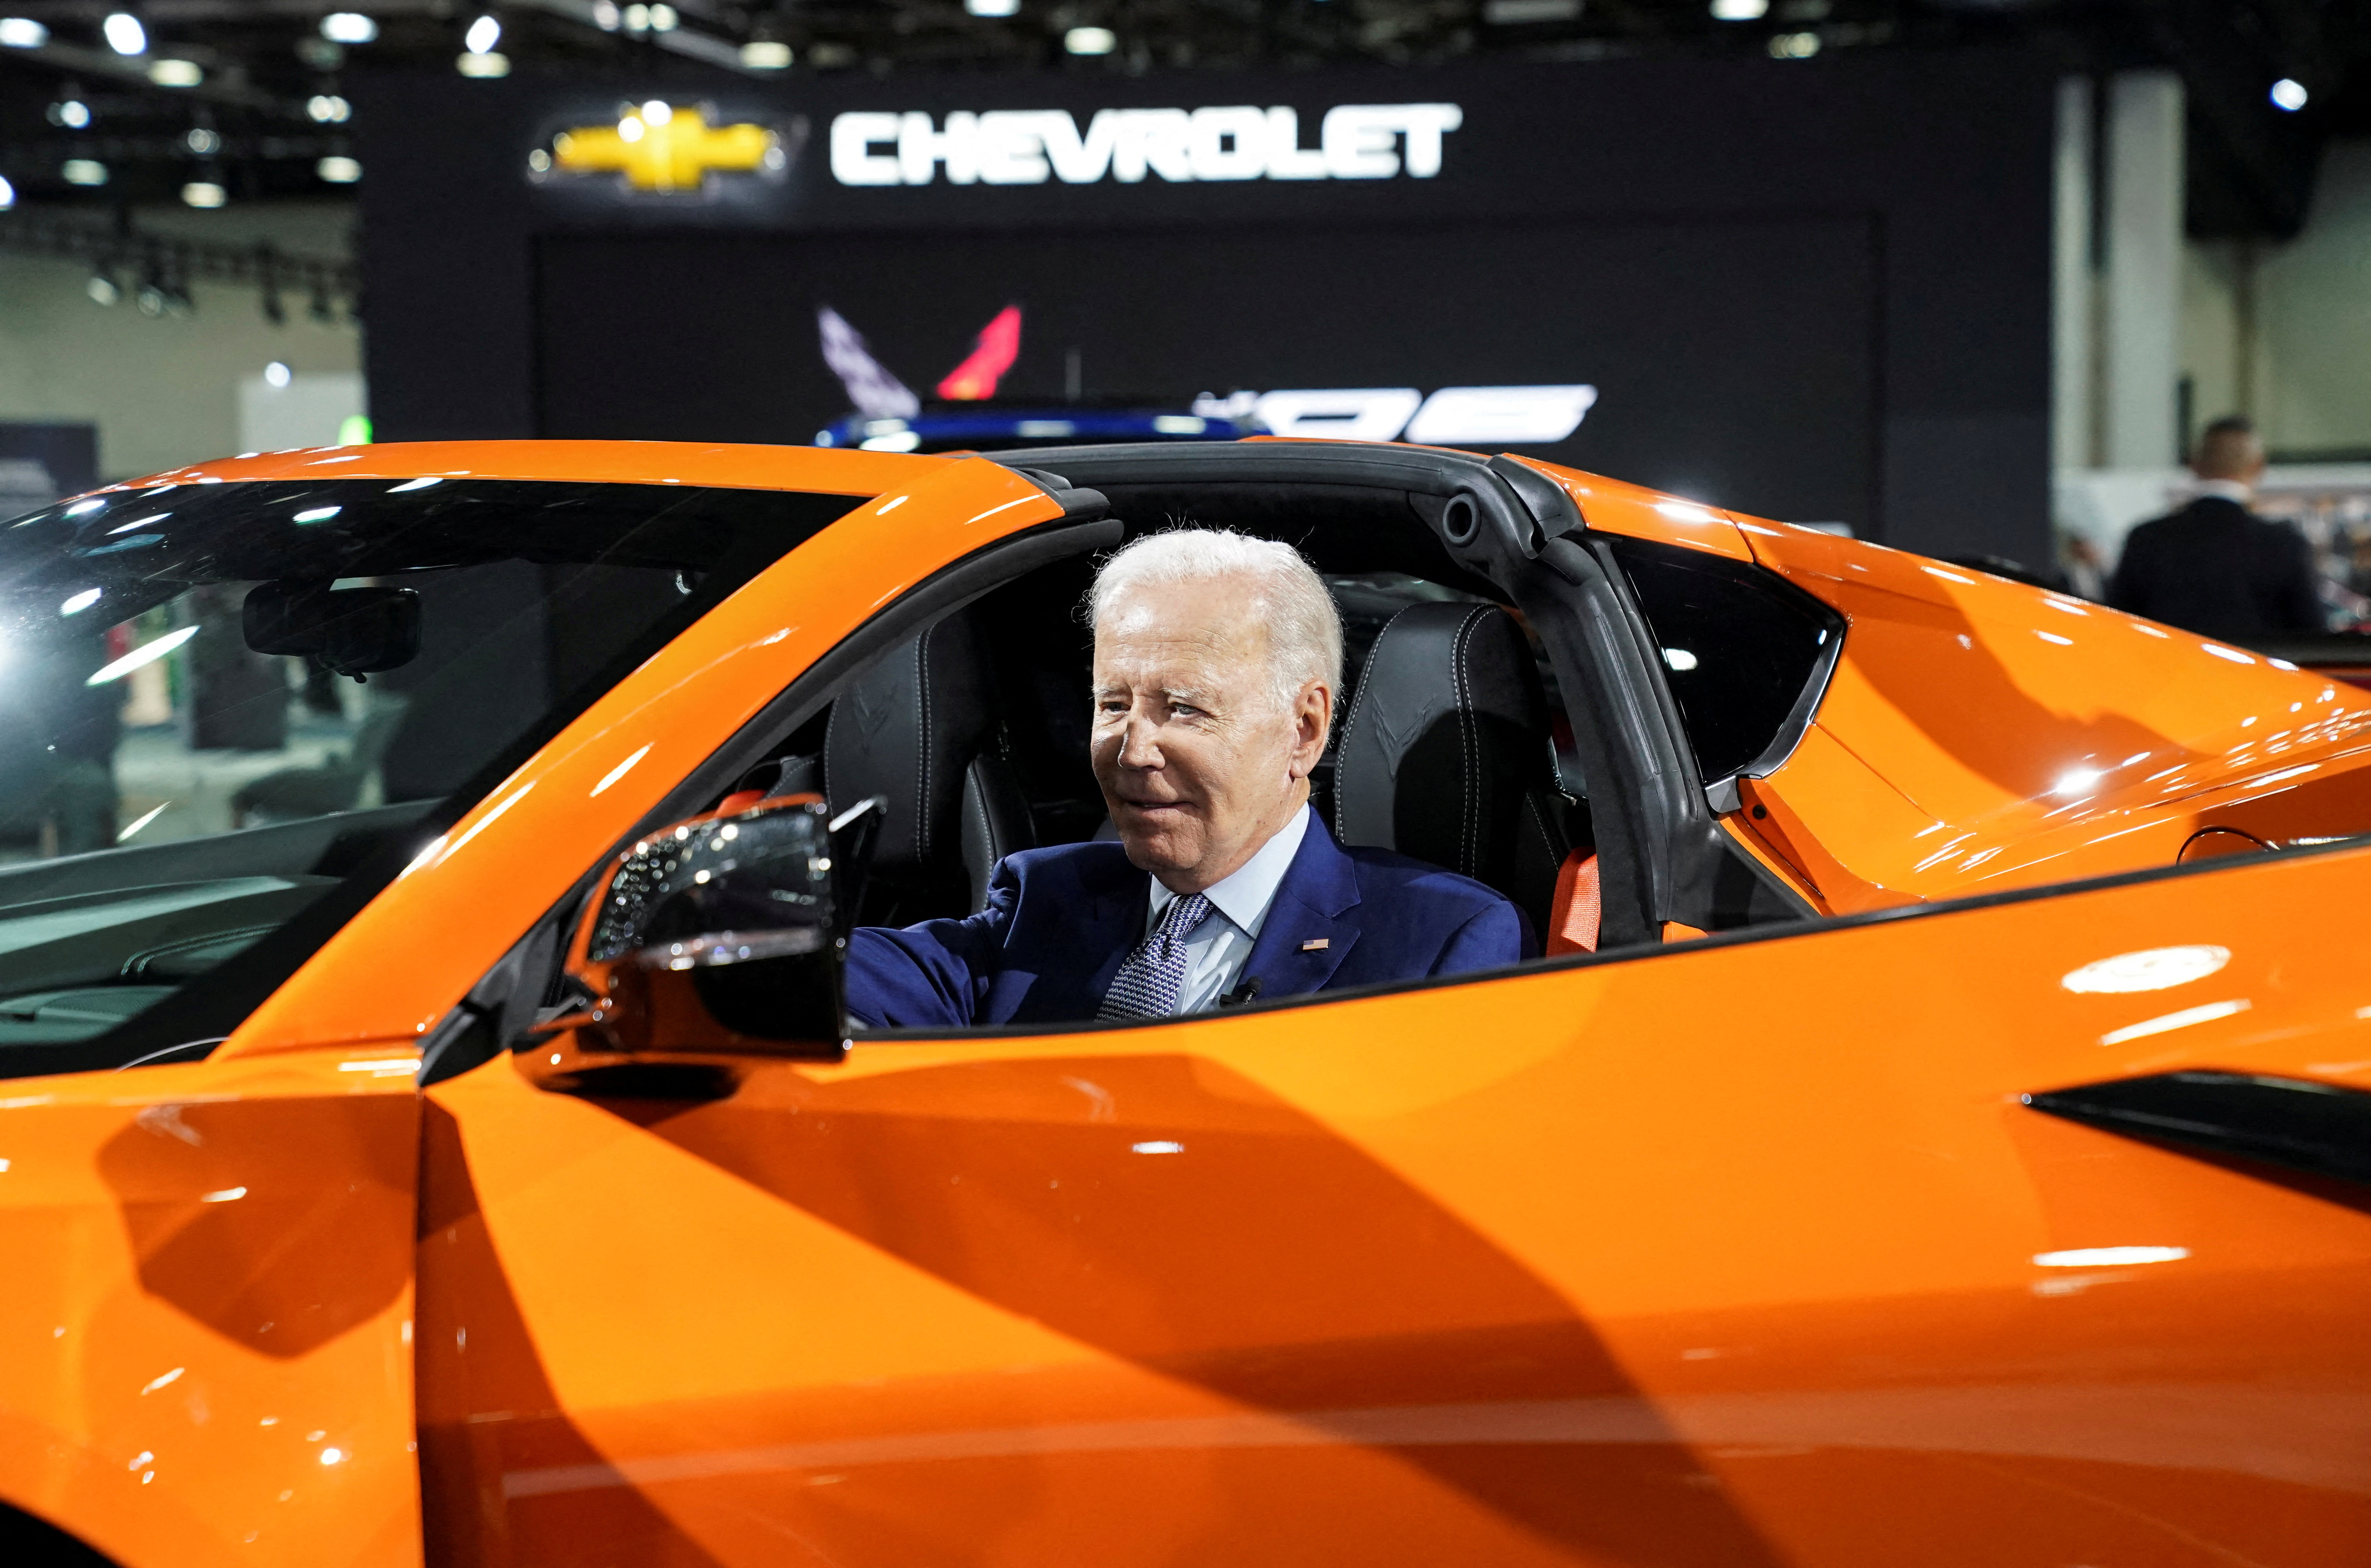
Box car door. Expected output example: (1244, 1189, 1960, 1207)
(0, 1047, 422, 1568)
(415, 841, 2371, 1568)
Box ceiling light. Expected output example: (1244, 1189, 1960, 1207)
(0, 175, 12, 211)
(102, 11, 145, 54)
(1767, 28, 1818, 56)
(641, 98, 671, 125)
(321, 11, 377, 42)
(181, 179, 225, 208)
(148, 57, 203, 85)
(647, 3, 676, 28)
(87, 271, 120, 305)
(2271, 78, 2308, 112)
(0, 16, 48, 46)
(456, 48, 507, 74)
(1709, 0, 1766, 17)
(738, 38, 791, 66)
(184, 126, 219, 154)
(591, 0, 618, 26)
(50, 98, 91, 127)
(62, 158, 108, 186)
(317, 154, 361, 182)
(306, 93, 350, 122)
(1064, 23, 1114, 53)
(264, 360, 291, 387)
(965, 0, 1019, 14)
(463, 13, 499, 53)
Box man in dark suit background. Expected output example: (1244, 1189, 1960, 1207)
(846, 529, 1527, 1028)
(2107, 415, 2325, 641)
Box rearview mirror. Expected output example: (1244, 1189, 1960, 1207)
(245, 579, 422, 676)
(527, 794, 863, 1087)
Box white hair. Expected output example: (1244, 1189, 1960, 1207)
(1089, 529, 1343, 712)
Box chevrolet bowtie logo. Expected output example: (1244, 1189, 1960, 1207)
(546, 101, 784, 193)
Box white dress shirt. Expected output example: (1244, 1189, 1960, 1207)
(1142, 804, 1311, 1014)
(2191, 478, 2255, 505)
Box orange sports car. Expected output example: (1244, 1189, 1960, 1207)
(2, 438, 2369, 1568)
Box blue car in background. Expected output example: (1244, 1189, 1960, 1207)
(816, 404, 1262, 454)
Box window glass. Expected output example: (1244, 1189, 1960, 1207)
(1610, 535, 1840, 783)
(0, 476, 859, 1076)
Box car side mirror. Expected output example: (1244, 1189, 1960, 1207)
(526, 793, 878, 1087)
(245, 578, 422, 676)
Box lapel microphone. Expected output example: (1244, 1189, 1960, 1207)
(1218, 975, 1263, 1008)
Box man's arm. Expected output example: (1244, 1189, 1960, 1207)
(2105, 526, 2156, 616)
(2271, 525, 2329, 633)
(1428, 899, 1531, 977)
(843, 861, 1024, 1028)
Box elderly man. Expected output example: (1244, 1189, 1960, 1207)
(844, 529, 1528, 1028)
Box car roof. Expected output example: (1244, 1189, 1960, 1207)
(94, 439, 950, 497)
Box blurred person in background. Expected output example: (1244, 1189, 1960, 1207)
(2109, 415, 2326, 640)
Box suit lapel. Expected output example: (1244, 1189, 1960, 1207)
(1066, 852, 1145, 1013)
(1240, 816, 1361, 999)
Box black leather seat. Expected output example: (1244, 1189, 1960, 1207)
(823, 611, 1036, 921)
(1331, 601, 1569, 940)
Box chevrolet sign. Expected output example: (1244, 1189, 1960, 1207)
(829, 103, 1462, 187)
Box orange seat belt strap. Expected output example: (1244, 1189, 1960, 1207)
(1545, 850, 1600, 956)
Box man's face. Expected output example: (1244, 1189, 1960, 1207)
(1091, 577, 1329, 894)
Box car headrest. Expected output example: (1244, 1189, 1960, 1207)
(1332, 601, 1556, 887)
(825, 613, 996, 879)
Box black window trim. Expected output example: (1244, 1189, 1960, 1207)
(1599, 531, 1849, 808)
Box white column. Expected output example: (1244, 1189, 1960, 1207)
(2103, 70, 2185, 468)
(2052, 76, 2095, 471)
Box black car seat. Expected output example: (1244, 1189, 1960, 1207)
(823, 610, 1035, 922)
(1331, 601, 1571, 945)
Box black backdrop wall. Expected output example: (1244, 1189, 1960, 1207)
(356, 50, 2054, 562)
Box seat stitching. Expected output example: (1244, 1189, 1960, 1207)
(1335, 604, 1418, 843)
(913, 631, 931, 858)
(1454, 605, 1488, 877)
(965, 764, 994, 889)
(1522, 788, 1552, 883)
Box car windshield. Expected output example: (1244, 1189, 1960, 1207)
(0, 474, 862, 1079)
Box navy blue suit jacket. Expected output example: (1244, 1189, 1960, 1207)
(846, 815, 1529, 1028)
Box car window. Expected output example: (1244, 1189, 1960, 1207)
(0, 476, 861, 1076)
(1609, 535, 1842, 783)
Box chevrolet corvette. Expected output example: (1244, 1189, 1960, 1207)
(1, 437, 2368, 1567)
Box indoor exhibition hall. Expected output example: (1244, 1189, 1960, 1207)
(2, 1, 2371, 1564)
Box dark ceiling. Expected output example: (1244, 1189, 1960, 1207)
(0, 0, 2364, 234)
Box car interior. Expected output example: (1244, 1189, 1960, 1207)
(730, 545, 1586, 949)
(646, 441, 1843, 1018)
(0, 444, 1844, 1081)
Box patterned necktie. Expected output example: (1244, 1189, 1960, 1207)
(1097, 892, 1214, 1020)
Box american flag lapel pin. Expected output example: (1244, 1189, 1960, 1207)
(1301, 938, 1329, 951)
